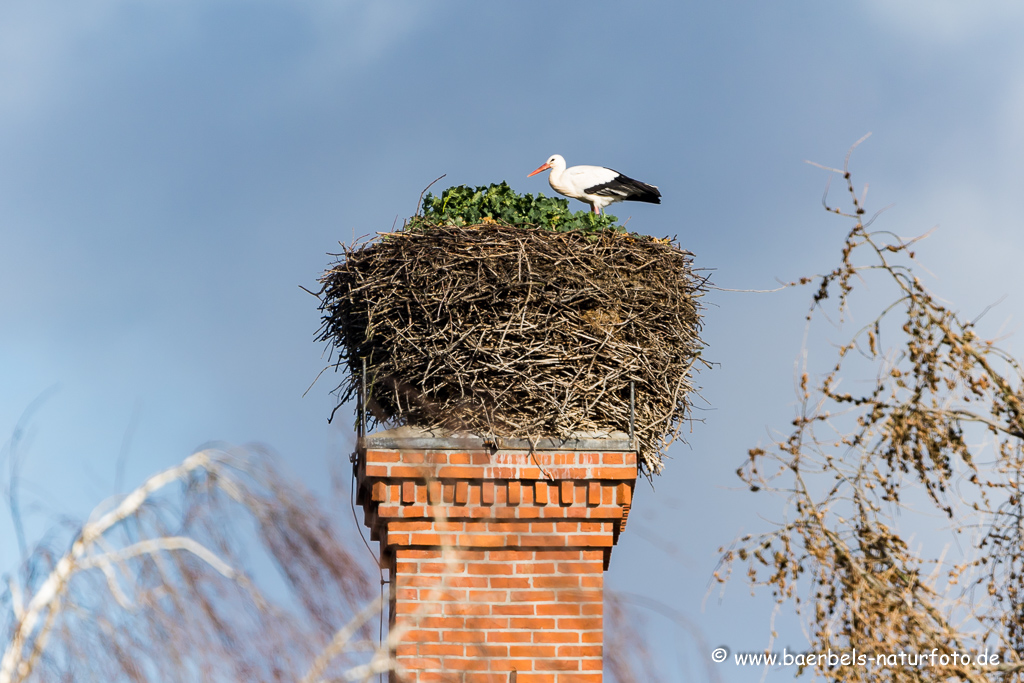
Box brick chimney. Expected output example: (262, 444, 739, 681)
(355, 427, 637, 682)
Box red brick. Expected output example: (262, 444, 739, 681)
(489, 577, 530, 589)
(408, 533, 444, 546)
(509, 617, 555, 629)
(446, 576, 490, 588)
(391, 521, 434, 532)
(468, 563, 514, 575)
(487, 630, 532, 643)
(490, 550, 525, 561)
(491, 603, 534, 616)
(427, 480, 442, 503)
(415, 673, 460, 683)
(559, 589, 601, 603)
(511, 590, 556, 602)
(464, 675, 511, 683)
(534, 631, 578, 644)
(617, 483, 632, 505)
(436, 466, 479, 479)
(417, 617, 465, 629)
(535, 480, 549, 505)
(536, 603, 581, 616)
(402, 629, 441, 642)
(556, 562, 603, 574)
(368, 450, 401, 462)
(418, 643, 464, 656)
(402, 481, 417, 504)
(395, 601, 443, 615)
(535, 551, 583, 561)
(418, 562, 462, 574)
(466, 521, 519, 533)
(568, 534, 612, 547)
(559, 617, 602, 630)
(522, 534, 565, 547)
(459, 533, 506, 548)
(443, 630, 487, 643)
(510, 645, 557, 658)
(444, 601, 490, 616)
(501, 663, 539, 674)
(559, 481, 573, 505)
(536, 658, 579, 671)
(534, 576, 580, 589)
(443, 658, 489, 671)
(467, 590, 508, 602)
(455, 480, 469, 504)
(404, 575, 443, 588)
(398, 656, 443, 670)
(420, 589, 466, 602)
(464, 644, 511, 658)
(558, 645, 602, 657)
(463, 616, 510, 630)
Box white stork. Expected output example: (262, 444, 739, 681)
(527, 154, 661, 214)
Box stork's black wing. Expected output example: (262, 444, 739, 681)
(585, 172, 661, 205)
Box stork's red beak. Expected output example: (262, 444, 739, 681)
(527, 162, 551, 177)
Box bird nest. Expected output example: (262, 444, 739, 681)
(315, 222, 707, 474)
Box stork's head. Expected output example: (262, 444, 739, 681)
(527, 154, 565, 177)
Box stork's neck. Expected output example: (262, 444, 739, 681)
(546, 157, 571, 195)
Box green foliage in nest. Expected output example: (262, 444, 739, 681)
(414, 182, 623, 234)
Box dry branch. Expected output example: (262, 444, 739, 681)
(0, 447, 380, 683)
(316, 223, 708, 474)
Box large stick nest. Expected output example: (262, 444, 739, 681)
(316, 223, 707, 474)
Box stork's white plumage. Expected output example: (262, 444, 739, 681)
(527, 154, 661, 214)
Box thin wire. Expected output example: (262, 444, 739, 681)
(348, 466, 387, 683)
(349, 468, 380, 568)
(379, 579, 385, 683)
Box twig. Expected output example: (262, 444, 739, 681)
(414, 174, 447, 217)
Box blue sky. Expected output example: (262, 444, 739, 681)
(4, 2, 1024, 680)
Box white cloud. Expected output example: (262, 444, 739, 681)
(862, 0, 1024, 43)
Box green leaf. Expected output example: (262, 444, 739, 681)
(414, 182, 627, 236)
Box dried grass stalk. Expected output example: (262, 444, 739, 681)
(316, 223, 707, 474)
